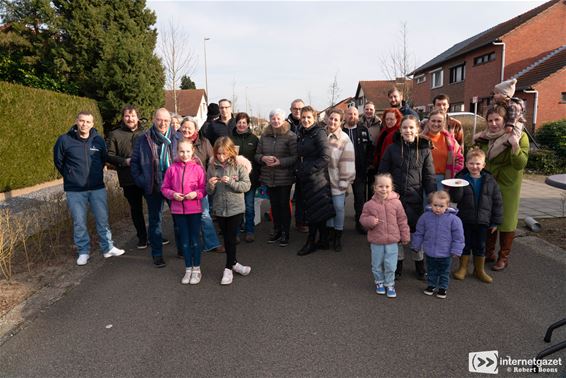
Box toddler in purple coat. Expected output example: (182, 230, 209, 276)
(412, 191, 465, 299)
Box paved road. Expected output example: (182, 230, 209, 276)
(0, 202, 565, 377)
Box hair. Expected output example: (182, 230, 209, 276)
(235, 112, 250, 124)
(328, 108, 343, 120)
(300, 105, 318, 119)
(364, 101, 375, 108)
(170, 113, 183, 123)
(213, 136, 238, 165)
(400, 115, 422, 162)
(218, 99, 232, 106)
(387, 87, 401, 97)
(432, 94, 450, 105)
(485, 105, 507, 120)
(121, 105, 138, 117)
(77, 111, 93, 118)
(269, 108, 286, 119)
(177, 137, 194, 150)
(427, 109, 447, 127)
(374, 173, 395, 190)
(429, 190, 450, 204)
(466, 146, 486, 161)
(290, 99, 304, 107)
(381, 108, 403, 127)
(180, 117, 198, 130)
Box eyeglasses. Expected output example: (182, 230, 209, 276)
(291, 108, 302, 111)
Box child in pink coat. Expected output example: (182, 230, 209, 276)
(161, 139, 207, 285)
(360, 173, 410, 298)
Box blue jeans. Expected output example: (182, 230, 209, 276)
(371, 243, 398, 287)
(144, 190, 165, 257)
(326, 193, 345, 230)
(243, 189, 255, 234)
(173, 213, 202, 268)
(426, 255, 452, 290)
(66, 189, 113, 255)
(201, 196, 221, 251)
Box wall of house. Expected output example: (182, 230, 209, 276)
(533, 69, 566, 129)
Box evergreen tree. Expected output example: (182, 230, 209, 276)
(180, 75, 196, 90)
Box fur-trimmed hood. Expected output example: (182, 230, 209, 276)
(261, 121, 291, 137)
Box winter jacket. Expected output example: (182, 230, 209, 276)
(449, 168, 503, 226)
(231, 127, 260, 189)
(206, 157, 251, 217)
(477, 132, 529, 231)
(360, 191, 410, 245)
(161, 159, 206, 215)
(447, 116, 464, 148)
(53, 126, 107, 192)
(360, 114, 382, 147)
(398, 101, 420, 119)
(327, 128, 356, 195)
(106, 123, 145, 187)
(205, 117, 236, 146)
(412, 207, 465, 258)
(378, 132, 436, 231)
(425, 129, 464, 179)
(192, 135, 214, 170)
(373, 124, 399, 168)
(342, 123, 372, 179)
(297, 124, 335, 224)
(286, 113, 302, 135)
(255, 122, 297, 187)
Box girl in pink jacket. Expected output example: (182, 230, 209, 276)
(360, 173, 410, 298)
(161, 139, 207, 285)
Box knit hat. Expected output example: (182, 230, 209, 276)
(207, 103, 220, 118)
(494, 78, 517, 98)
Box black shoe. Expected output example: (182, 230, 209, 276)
(267, 232, 282, 244)
(424, 286, 435, 296)
(333, 230, 342, 252)
(153, 256, 166, 268)
(279, 233, 289, 247)
(137, 239, 148, 249)
(436, 288, 447, 299)
(297, 239, 317, 256)
(162, 238, 170, 245)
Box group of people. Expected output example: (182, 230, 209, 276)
(53, 79, 528, 293)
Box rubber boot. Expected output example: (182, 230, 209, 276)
(395, 259, 403, 280)
(333, 230, 342, 252)
(415, 260, 426, 281)
(453, 255, 470, 280)
(473, 256, 493, 283)
(316, 225, 330, 250)
(492, 231, 514, 271)
(485, 230, 498, 263)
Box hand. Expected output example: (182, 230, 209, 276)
(489, 226, 497, 234)
(401, 240, 409, 246)
(373, 217, 380, 226)
(270, 157, 280, 167)
(173, 193, 185, 201)
(505, 126, 513, 134)
(262, 156, 275, 165)
(208, 177, 219, 186)
(221, 175, 230, 183)
(186, 192, 197, 200)
(508, 134, 520, 148)
(125, 158, 131, 166)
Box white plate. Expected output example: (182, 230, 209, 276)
(441, 179, 469, 187)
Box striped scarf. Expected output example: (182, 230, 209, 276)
(149, 126, 173, 173)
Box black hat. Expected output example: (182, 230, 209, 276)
(207, 103, 220, 118)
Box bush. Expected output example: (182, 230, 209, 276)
(536, 119, 566, 159)
(0, 81, 102, 192)
(526, 148, 565, 175)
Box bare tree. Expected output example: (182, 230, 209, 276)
(328, 72, 342, 108)
(159, 20, 197, 113)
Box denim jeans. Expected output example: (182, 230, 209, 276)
(173, 213, 202, 268)
(326, 193, 345, 230)
(426, 255, 452, 290)
(144, 190, 165, 257)
(200, 196, 221, 251)
(463, 224, 488, 256)
(243, 189, 255, 234)
(371, 243, 398, 287)
(66, 189, 113, 255)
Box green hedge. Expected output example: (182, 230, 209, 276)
(526, 148, 565, 175)
(0, 81, 102, 192)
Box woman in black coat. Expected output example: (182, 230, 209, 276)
(296, 106, 335, 256)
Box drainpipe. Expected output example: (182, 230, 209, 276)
(492, 41, 506, 81)
(523, 89, 539, 135)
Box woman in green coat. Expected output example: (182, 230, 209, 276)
(475, 106, 529, 271)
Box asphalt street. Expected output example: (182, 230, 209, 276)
(0, 201, 565, 377)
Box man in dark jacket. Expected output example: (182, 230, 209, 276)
(286, 98, 308, 232)
(106, 105, 147, 249)
(360, 101, 382, 200)
(53, 111, 125, 266)
(388, 88, 419, 119)
(343, 106, 372, 234)
(205, 99, 236, 146)
(199, 103, 220, 139)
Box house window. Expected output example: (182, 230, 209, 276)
(450, 103, 464, 112)
(415, 75, 426, 84)
(474, 52, 496, 65)
(561, 92, 566, 102)
(449, 64, 465, 83)
(431, 69, 443, 89)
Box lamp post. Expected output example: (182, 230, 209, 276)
(204, 37, 210, 102)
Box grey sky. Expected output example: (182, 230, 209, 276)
(148, 0, 547, 118)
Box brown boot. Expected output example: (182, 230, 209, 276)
(485, 230, 497, 263)
(492, 231, 514, 271)
(473, 256, 493, 283)
(453, 255, 470, 280)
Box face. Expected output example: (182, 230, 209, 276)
(178, 142, 194, 162)
(171, 117, 181, 131)
(466, 156, 486, 177)
(388, 91, 402, 107)
(236, 118, 249, 133)
(384, 112, 397, 129)
(301, 111, 315, 129)
(290, 101, 304, 120)
(180, 121, 197, 138)
(428, 114, 445, 134)
(219, 101, 232, 119)
(122, 110, 139, 130)
(487, 113, 505, 133)
(154, 109, 171, 135)
(326, 113, 341, 133)
(434, 99, 449, 114)
(76, 114, 94, 138)
(270, 113, 284, 128)
(345, 108, 359, 126)
(431, 198, 449, 215)
(364, 104, 375, 118)
(401, 120, 418, 142)
(493, 91, 506, 102)
(374, 176, 393, 200)
(216, 147, 227, 163)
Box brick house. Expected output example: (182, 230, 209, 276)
(164, 89, 208, 127)
(319, 97, 353, 121)
(353, 79, 413, 117)
(411, 0, 566, 130)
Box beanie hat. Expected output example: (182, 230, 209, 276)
(207, 103, 220, 118)
(494, 78, 517, 98)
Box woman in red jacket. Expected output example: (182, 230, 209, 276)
(373, 108, 403, 168)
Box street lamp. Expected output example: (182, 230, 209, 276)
(204, 37, 210, 102)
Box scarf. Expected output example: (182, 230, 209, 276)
(474, 129, 507, 160)
(149, 126, 173, 173)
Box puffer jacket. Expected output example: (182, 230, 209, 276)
(378, 132, 436, 231)
(231, 127, 260, 189)
(106, 122, 145, 187)
(206, 156, 251, 217)
(360, 191, 410, 245)
(411, 207, 465, 258)
(296, 124, 335, 224)
(449, 168, 503, 226)
(342, 124, 372, 179)
(255, 122, 297, 187)
(161, 159, 206, 215)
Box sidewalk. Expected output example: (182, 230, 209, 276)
(519, 178, 565, 219)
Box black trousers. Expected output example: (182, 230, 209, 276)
(268, 185, 292, 235)
(217, 213, 243, 269)
(352, 176, 367, 222)
(122, 185, 147, 242)
(463, 224, 489, 257)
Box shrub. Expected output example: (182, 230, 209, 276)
(536, 119, 566, 159)
(0, 81, 102, 192)
(526, 148, 565, 175)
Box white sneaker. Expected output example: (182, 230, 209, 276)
(181, 268, 192, 285)
(220, 268, 233, 285)
(103, 246, 125, 258)
(76, 254, 90, 266)
(189, 268, 202, 285)
(232, 262, 251, 276)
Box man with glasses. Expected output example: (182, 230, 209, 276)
(205, 99, 236, 146)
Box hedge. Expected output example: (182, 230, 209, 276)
(0, 81, 103, 192)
